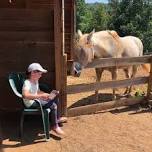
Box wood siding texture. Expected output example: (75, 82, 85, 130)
(0, 0, 74, 111)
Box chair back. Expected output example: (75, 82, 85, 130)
(8, 72, 26, 98)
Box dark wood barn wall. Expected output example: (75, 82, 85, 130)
(0, 0, 74, 111)
(64, 0, 75, 59)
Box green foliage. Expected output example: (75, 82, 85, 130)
(76, 0, 88, 32)
(108, 0, 152, 52)
(134, 89, 145, 97)
(76, 0, 109, 33)
(89, 3, 109, 31)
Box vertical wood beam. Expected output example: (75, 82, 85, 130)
(61, 54, 67, 116)
(54, 0, 67, 116)
(70, 0, 76, 60)
(54, 0, 63, 114)
(147, 58, 152, 104)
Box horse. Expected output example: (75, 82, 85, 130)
(71, 29, 149, 100)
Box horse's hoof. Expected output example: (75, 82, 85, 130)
(124, 90, 129, 95)
(118, 93, 131, 98)
(119, 94, 128, 97)
(125, 93, 132, 98)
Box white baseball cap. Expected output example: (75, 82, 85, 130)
(28, 63, 47, 73)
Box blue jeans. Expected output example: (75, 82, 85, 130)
(30, 98, 59, 127)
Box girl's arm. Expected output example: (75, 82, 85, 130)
(22, 89, 49, 100)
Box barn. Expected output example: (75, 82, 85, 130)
(0, 0, 75, 116)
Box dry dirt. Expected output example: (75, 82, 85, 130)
(1, 67, 152, 152)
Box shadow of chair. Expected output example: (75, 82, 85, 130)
(8, 72, 51, 141)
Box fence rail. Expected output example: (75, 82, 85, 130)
(86, 55, 151, 69)
(67, 55, 152, 116)
(67, 76, 149, 94)
(67, 55, 151, 94)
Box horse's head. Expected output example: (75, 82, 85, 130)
(71, 29, 95, 77)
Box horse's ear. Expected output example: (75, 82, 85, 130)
(77, 29, 83, 38)
(74, 33, 79, 42)
(87, 29, 95, 43)
(74, 32, 80, 47)
(91, 29, 95, 33)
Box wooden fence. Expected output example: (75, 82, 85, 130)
(66, 55, 152, 117)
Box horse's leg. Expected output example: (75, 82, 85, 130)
(95, 68, 103, 102)
(123, 67, 131, 94)
(123, 66, 137, 95)
(128, 65, 138, 94)
(111, 67, 117, 100)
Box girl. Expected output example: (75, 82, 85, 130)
(22, 63, 67, 135)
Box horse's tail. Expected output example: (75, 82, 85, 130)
(141, 64, 150, 73)
(130, 36, 143, 57)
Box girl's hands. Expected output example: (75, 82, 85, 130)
(39, 93, 50, 100)
(38, 90, 59, 100)
(49, 90, 59, 100)
(51, 90, 59, 95)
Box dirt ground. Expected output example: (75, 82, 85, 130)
(1, 67, 152, 152)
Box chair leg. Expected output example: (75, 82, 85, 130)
(20, 112, 24, 140)
(42, 109, 50, 140)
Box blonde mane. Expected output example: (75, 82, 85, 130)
(107, 30, 122, 57)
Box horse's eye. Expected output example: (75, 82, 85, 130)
(86, 41, 89, 45)
(85, 43, 92, 48)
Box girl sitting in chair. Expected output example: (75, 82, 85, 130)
(22, 63, 67, 135)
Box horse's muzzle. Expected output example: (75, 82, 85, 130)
(71, 62, 82, 77)
(74, 69, 81, 77)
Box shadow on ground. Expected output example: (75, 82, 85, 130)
(109, 103, 152, 115)
(0, 112, 61, 150)
(68, 93, 151, 116)
(69, 93, 128, 108)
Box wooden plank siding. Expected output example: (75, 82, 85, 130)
(0, 31, 54, 42)
(25, 0, 54, 8)
(0, 8, 54, 20)
(64, 0, 74, 60)
(0, 3, 55, 111)
(0, 0, 26, 8)
(0, 0, 75, 112)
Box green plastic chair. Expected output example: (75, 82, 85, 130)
(8, 72, 51, 141)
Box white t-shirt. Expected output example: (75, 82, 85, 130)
(22, 80, 47, 107)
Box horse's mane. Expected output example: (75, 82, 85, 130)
(107, 30, 120, 40)
(107, 30, 123, 57)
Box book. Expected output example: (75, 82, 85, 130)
(49, 90, 59, 100)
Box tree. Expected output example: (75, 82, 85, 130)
(108, 0, 152, 52)
(76, 0, 91, 32)
(76, 1, 109, 33)
(89, 3, 109, 31)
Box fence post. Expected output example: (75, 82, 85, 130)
(147, 58, 152, 104)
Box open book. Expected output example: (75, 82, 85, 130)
(49, 90, 59, 100)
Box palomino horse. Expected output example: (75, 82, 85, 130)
(72, 29, 149, 100)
